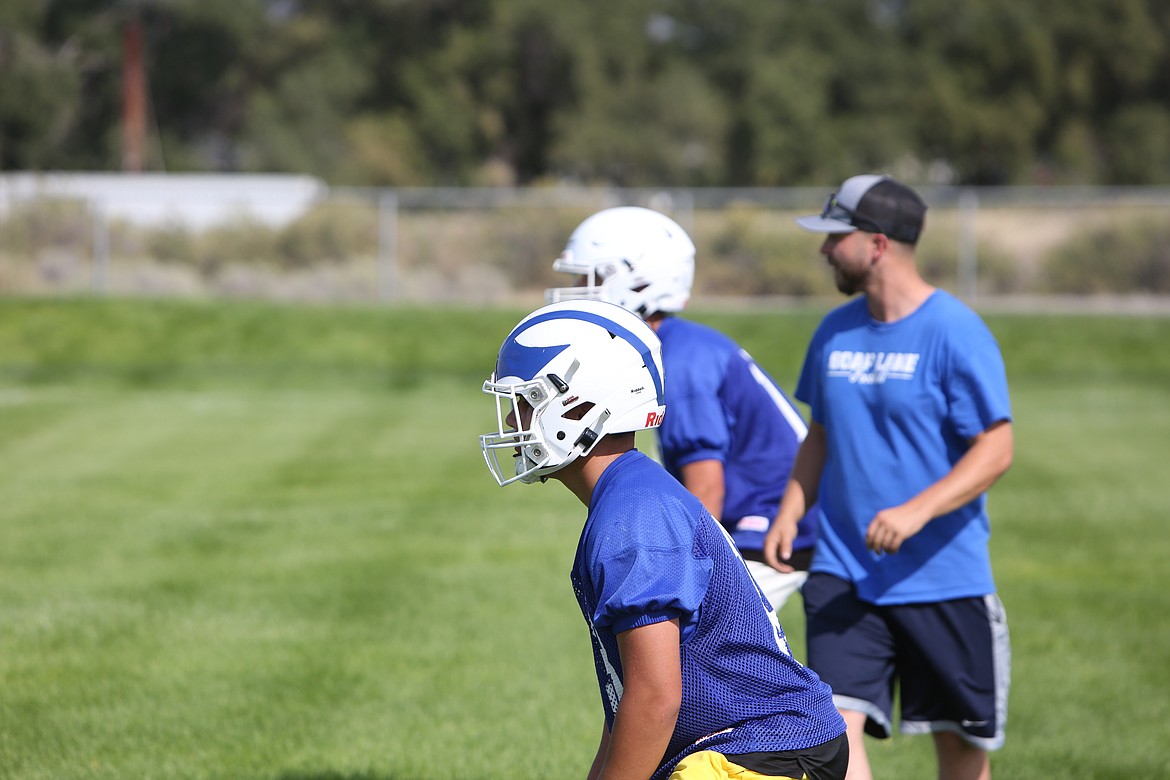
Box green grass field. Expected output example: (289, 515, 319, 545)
(1, 297, 1168, 779)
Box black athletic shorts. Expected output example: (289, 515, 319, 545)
(729, 732, 849, 780)
(802, 572, 1010, 750)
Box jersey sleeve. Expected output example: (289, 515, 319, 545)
(659, 390, 730, 466)
(659, 334, 732, 465)
(592, 544, 713, 635)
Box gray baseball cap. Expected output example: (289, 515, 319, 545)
(797, 174, 927, 244)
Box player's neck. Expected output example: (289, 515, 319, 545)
(644, 312, 668, 332)
(554, 436, 635, 507)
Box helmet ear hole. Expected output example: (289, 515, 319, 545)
(563, 401, 595, 421)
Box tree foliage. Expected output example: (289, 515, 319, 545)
(2, 0, 1169, 185)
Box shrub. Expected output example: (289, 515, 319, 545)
(487, 207, 593, 289)
(1042, 216, 1170, 294)
(194, 219, 280, 276)
(275, 198, 378, 269)
(144, 221, 200, 267)
(0, 197, 90, 255)
(699, 205, 834, 297)
(917, 234, 1022, 295)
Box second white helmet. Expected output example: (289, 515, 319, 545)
(546, 206, 695, 318)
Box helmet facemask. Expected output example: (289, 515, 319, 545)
(546, 250, 619, 304)
(480, 361, 608, 486)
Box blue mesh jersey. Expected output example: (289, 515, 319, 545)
(797, 290, 1013, 605)
(571, 451, 845, 780)
(655, 316, 819, 553)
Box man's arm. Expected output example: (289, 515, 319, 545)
(679, 459, 724, 520)
(865, 421, 1014, 554)
(592, 619, 682, 780)
(763, 422, 827, 570)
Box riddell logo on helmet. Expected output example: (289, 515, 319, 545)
(645, 411, 665, 427)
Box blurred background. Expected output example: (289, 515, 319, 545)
(2, 0, 1169, 304)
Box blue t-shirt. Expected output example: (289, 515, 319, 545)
(656, 316, 818, 553)
(572, 451, 844, 780)
(797, 291, 1012, 605)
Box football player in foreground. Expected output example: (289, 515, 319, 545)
(478, 300, 847, 780)
(545, 207, 819, 611)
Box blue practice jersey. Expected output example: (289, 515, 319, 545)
(797, 291, 1012, 605)
(572, 451, 844, 780)
(656, 316, 818, 553)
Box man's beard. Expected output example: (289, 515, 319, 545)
(833, 262, 865, 296)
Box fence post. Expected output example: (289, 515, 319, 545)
(957, 188, 979, 300)
(675, 189, 695, 234)
(378, 189, 398, 302)
(91, 200, 109, 295)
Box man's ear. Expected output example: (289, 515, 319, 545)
(870, 232, 890, 264)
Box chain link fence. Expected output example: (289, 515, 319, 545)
(3, 176, 1170, 307)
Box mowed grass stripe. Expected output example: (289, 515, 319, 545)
(2, 387, 396, 776)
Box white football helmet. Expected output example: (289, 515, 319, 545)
(479, 300, 666, 486)
(545, 206, 695, 318)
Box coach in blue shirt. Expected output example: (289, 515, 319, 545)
(764, 175, 1014, 780)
